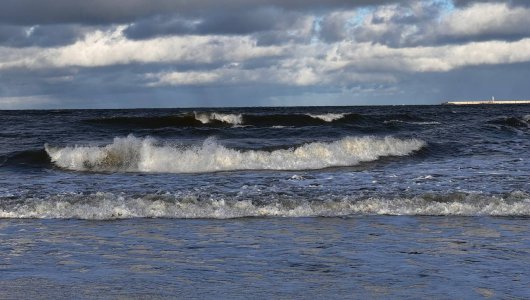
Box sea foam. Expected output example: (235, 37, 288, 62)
(45, 135, 425, 173)
(1, 191, 528, 219)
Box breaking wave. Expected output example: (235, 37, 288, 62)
(193, 112, 242, 125)
(1, 191, 528, 219)
(44, 135, 425, 173)
(307, 113, 346, 122)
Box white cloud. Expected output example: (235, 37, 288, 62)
(0, 26, 284, 69)
(334, 38, 530, 72)
(139, 35, 530, 87)
(146, 71, 220, 86)
(441, 2, 530, 38)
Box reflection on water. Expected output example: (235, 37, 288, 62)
(0, 216, 528, 298)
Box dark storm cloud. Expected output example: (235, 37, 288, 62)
(318, 12, 352, 43)
(0, 24, 87, 47)
(0, 0, 396, 25)
(0, 0, 393, 47)
(253, 30, 312, 46)
(194, 9, 297, 35)
(123, 17, 197, 39)
(124, 8, 304, 39)
(452, 0, 530, 7)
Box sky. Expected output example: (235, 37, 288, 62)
(1, 0, 530, 108)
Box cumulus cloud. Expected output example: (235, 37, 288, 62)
(4, 25, 530, 73)
(318, 11, 358, 43)
(439, 2, 530, 40)
(347, 2, 443, 47)
(339, 39, 530, 72)
(143, 38, 530, 88)
(0, 27, 284, 69)
(345, 1, 530, 46)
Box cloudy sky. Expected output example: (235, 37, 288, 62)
(1, 0, 530, 108)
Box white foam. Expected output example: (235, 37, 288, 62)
(1, 192, 528, 219)
(194, 112, 243, 125)
(307, 113, 346, 122)
(45, 135, 425, 173)
(384, 120, 440, 125)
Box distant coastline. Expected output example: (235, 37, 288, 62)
(442, 100, 530, 105)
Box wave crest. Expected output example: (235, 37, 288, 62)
(45, 135, 425, 173)
(194, 112, 242, 125)
(306, 113, 346, 122)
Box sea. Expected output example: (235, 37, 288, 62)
(0, 105, 529, 298)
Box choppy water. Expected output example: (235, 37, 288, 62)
(1, 105, 529, 298)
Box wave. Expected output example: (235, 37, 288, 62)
(193, 112, 242, 125)
(85, 115, 202, 128)
(1, 191, 528, 219)
(244, 113, 365, 127)
(306, 113, 346, 122)
(85, 112, 434, 129)
(85, 112, 242, 128)
(44, 135, 425, 173)
(487, 116, 529, 128)
(85, 112, 367, 128)
(0, 149, 51, 167)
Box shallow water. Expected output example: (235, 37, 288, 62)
(1, 217, 528, 298)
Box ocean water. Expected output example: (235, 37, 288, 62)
(1, 105, 529, 298)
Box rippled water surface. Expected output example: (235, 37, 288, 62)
(1, 105, 529, 297)
(1, 217, 529, 298)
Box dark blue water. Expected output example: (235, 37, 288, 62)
(1, 105, 529, 298)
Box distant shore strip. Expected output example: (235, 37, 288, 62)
(443, 100, 530, 105)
